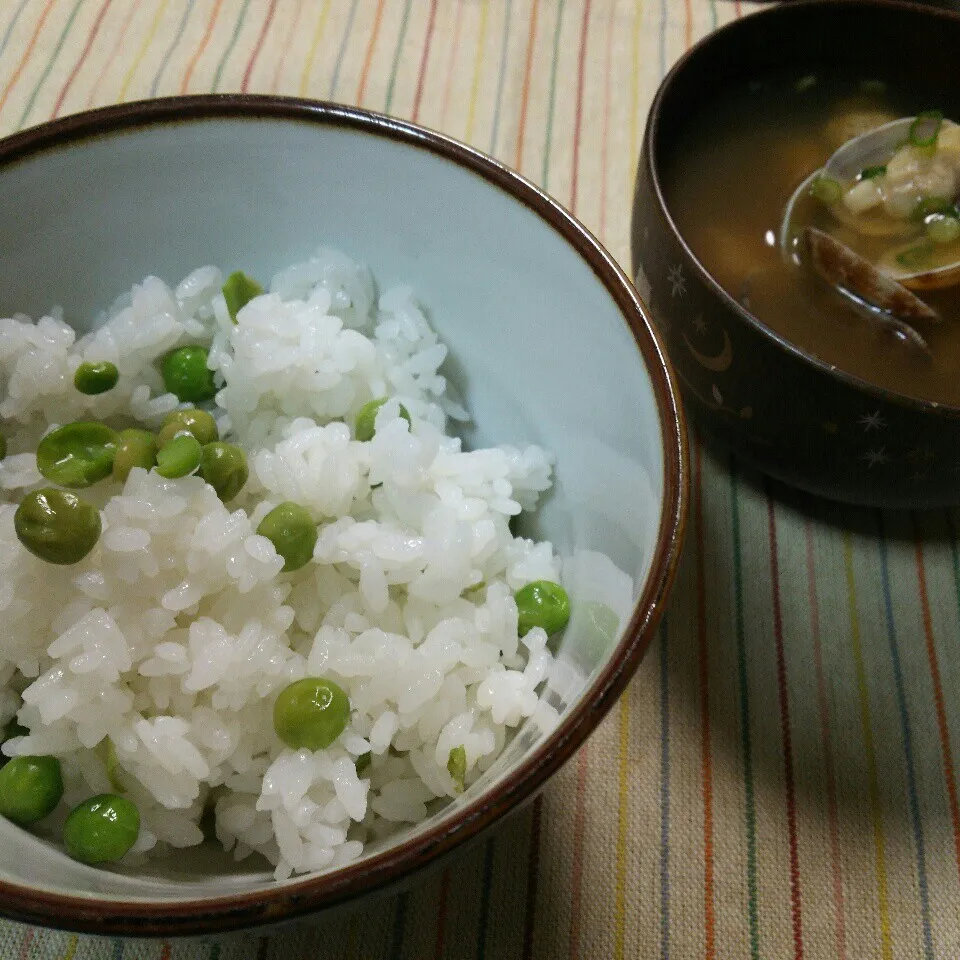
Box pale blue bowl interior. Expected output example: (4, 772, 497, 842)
(0, 114, 668, 902)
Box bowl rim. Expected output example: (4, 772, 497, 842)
(0, 94, 688, 936)
(641, 0, 960, 418)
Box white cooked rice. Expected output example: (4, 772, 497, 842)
(0, 247, 564, 880)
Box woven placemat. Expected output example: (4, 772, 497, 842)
(0, 2, 958, 957)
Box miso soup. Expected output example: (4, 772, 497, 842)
(663, 69, 960, 407)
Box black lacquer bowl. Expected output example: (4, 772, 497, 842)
(632, 0, 960, 508)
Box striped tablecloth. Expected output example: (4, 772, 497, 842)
(1, 1, 959, 957)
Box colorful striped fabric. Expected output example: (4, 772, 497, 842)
(0, 1, 957, 957)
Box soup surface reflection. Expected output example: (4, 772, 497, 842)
(663, 70, 960, 407)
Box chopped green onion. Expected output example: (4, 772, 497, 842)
(895, 239, 935, 269)
(447, 745, 466, 794)
(355, 752, 372, 776)
(926, 213, 960, 245)
(909, 110, 943, 148)
(911, 196, 954, 221)
(860, 164, 887, 180)
(810, 176, 842, 205)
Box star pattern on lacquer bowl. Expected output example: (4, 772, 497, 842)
(667, 263, 687, 298)
(861, 447, 889, 468)
(692, 313, 707, 334)
(858, 410, 887, 432)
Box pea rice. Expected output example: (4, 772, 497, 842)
(0, 248, 566, 880)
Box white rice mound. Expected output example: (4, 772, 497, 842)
(0, 248, 564, 880)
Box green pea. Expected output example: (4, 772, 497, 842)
(112, 429, 158, 483)
(63, 793, 139, 864)
(355, 398, 412, 442)
(199, 441, 248, 501)
(447, 745, 466, 794)
(256, 501, 317, 572)
(0, 756, 63, 824)
(36, 421, 119, 488)
(161, 346, 217, 403)
(73, 361, 119, 395)
(158, 408, 219, 447)
(222, 271, 264, 323)
(15, 488, 101, 565)
(273, 677, 350, 751)
(154, 433, 202, 479)
(515, 580, 571, 637)
(0, 433, 7, 461)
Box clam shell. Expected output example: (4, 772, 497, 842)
(803, 227, 934, 353)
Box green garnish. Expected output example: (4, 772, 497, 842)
(909, 110, 943, 148)
(926, 214, 960, 245)
(911, 196, 954, 222)
(447, 745, 466, 793)
(810, 176, 842, 205)
(860, 165, 887, 180)
(355, 752, 372, 776)
(895, 240, 935, 269)
(222, 271, 264, 323)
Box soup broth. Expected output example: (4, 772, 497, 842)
(663, 69, 960, 407)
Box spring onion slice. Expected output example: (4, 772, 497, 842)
(912, 196, 954, 221)
(909, 110, 944, 148)
(860, 164, 887, 180)
(810, 176, 842, 205)
(926, 214, 960, 245)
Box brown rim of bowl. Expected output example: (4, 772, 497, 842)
(0, 94, 687, 937)
(643, 0, 960, 419)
